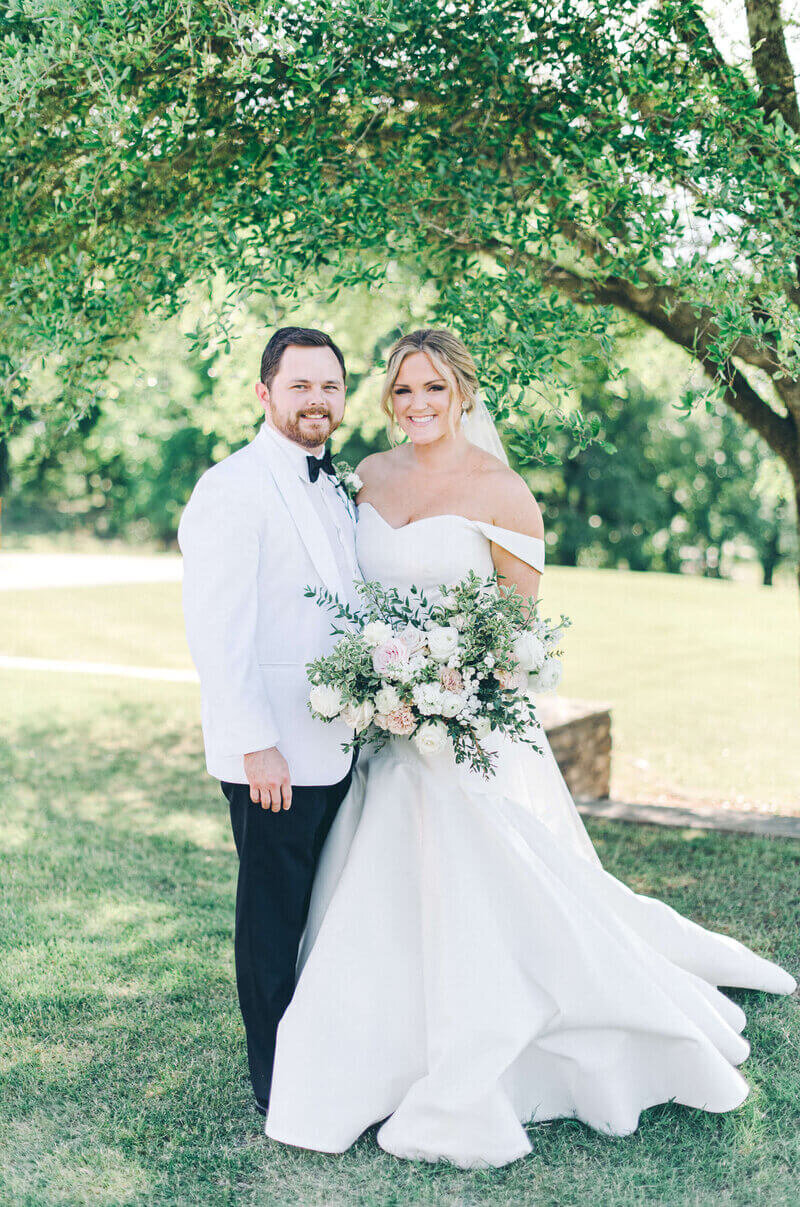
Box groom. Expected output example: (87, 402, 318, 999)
(178, 327, 361, 1115)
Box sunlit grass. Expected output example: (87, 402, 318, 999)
(0, 582, 189, 669)
(1, 564, 797, 807)
(542, 566, 800, 808)
(1, 670, 798, 1205)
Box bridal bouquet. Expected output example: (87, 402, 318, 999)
(304, 573, 569, 778)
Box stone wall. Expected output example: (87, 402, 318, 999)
(536, 696, 612, 801)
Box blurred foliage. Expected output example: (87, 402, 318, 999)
(4, 275, 415, 542)
(527, 362, 797, 584)
(5, 280, 795, 583)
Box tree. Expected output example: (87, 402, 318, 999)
(536, 374, 670, 572)
(1, 275, 410, 544)
(2, 1, 800, 577)
(527, 357, 797, 581)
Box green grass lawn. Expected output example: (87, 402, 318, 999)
(1, 670, 798, 1205)
(2, 566, 797, 808)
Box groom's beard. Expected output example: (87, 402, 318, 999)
(276, 408, 338, 449)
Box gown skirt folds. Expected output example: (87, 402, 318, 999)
(263, 504, 797, 1168)
(264, 737, 795, 1168)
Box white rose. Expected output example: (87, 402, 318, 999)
(427, 625, 460, 662)
(309, 684, 344, 718)
(341, 699, 375, 733)
(513, 630, 547, 672)
(440, 593, 458, 611)
(472, 715, 492, 740)
(439, 690, 464, 719)
(451, 613, 467, 630)
(413, 721, 449, 756)
(375, 683, 402, 714)
(528, 657, 562, 693)
(362, 620, 394, 648)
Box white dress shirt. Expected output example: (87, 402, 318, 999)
(262, 424, 361, 612)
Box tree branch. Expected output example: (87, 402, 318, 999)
(745, 0, 800, 132)
(532, 260, 798, 463)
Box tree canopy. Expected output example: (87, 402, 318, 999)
(3, 0, 800, 535)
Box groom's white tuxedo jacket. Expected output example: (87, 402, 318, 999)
(178, 421, 360, 786)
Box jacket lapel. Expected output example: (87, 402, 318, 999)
(253, 424, 347, 601)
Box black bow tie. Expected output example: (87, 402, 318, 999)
(306, 446, 336, 484)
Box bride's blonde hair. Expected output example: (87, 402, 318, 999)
(380, 329, 479, 440)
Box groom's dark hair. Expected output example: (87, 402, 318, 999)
(260, 327, 347, 389)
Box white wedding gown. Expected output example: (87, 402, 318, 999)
(264, 503, 796, 1169)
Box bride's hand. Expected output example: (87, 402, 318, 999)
(244, 747, 293, 812)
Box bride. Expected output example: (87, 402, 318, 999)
(263, 328, 796, 1169)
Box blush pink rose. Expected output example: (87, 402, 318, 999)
(398, 624, 428, 654)
(372, 638, 410, 678)
(439, 666, 464, 694)
(386, 704, 417, 736)
(495, 666, 528, 691)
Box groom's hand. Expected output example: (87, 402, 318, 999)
(243, 747, 292, 812)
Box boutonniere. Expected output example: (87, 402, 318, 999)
(332, 459, 363, 503)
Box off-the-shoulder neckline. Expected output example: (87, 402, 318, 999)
(359, 501, 475, 532)
(358, 501, 544, 546)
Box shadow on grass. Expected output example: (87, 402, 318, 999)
(1, 697, 798, 1206)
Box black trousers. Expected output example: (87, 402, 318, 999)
(221, 765, 353, 1103)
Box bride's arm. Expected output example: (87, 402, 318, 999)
(487, 470, 545, 602)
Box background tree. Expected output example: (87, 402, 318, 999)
(737, 466, 798, 585)
(537, 372, 668, 573)
(2, 275, 408, 543)
(528, 354, 797, 581)
(2, 0, 799, 576)
(7, 285, 794, 585)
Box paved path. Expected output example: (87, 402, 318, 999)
(0, 654, 197, 682)
(0, 551, 182, 590)
(577, 798, 800, 839)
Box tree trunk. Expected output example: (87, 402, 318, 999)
(760, 524, 781, 586)
(0, 438, 7, 548)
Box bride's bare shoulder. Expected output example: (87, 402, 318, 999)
(474, 455, 544, 538)
(355, 447, 407, 492)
